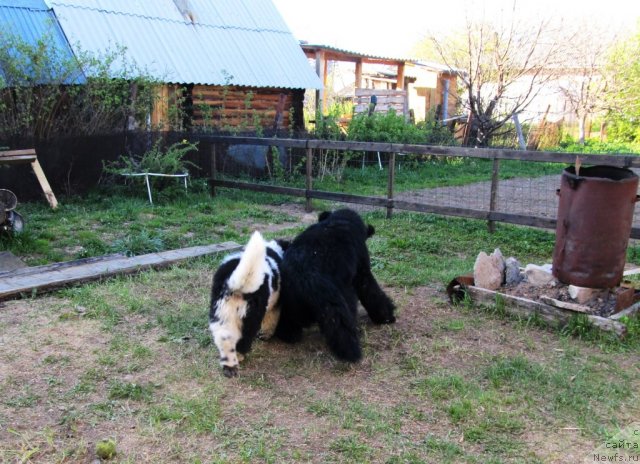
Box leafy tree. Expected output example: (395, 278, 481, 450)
(605, 23, 640, 143)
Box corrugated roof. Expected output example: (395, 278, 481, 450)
(301, 43, 460, 75)
(45, 0, 322, 89)
(0, 0, 83, 84)
(301, 43, 418, 63)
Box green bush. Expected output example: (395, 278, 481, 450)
(348, 110, 425, 143)
(346, 110, 455, 145)
(0, 29, 159, 140)
(104, 139, 199, 175)
(553, 137, 640, 155)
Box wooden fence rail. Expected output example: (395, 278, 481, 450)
(196, 135, 640, 238)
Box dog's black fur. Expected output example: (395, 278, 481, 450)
(275, 208, 396, 362)
(209, 232, 288, 377)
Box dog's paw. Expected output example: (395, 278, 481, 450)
(222, 365, 238, 378)
(257, 330, 272, 341)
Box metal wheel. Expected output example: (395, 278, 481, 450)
(0, 189, 18, 211)
(7, 211, 24, 233)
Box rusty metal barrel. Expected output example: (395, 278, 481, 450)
(552, 165, 639, 288)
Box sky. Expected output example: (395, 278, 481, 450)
(272, 0, 640, 58)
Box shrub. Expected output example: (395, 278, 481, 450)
(104, 139, 199, 175)
(0, 29, 159, 141)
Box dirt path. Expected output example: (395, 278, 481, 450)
(396, 175, 561, 220)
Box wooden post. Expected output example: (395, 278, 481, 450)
(210, 144, 217, 197)
(315, 49, 326, 115)
(305, 147, 313, 212)
(396, 62, 405, 90)
(355, 60, 363, 89)
(387, 152, 396, 219)
(488, 157, 500, 233)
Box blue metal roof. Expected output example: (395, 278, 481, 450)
(0, 0, 83, 84)
(45, 0, 322, 89)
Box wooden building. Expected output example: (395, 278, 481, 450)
(46, 0, 321, 133)
(301, 44, 457, 123)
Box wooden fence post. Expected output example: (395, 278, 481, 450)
(305, 147, 313, 212)
(210, 144, 217, 197)
(387, 152, 396, 219)
(488, 157, 500, 233)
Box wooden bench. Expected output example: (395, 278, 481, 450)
(0, 149, 58, 208)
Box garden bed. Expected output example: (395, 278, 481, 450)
(448, 275, 640, 337)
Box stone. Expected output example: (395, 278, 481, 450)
(504, 257, 523, 285)
(568, 285, 603, 304)
(474, 248, 505, 290)
(524, 263, 556, 287)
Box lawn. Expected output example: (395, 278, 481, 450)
(1, 187, 640, 463)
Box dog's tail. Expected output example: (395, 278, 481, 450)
(227, 231, 267, 294)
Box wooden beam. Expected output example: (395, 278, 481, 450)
(539, 296, 591, 313)
(355, 60, 363, 89)
(195, 135, 640, 167)
(396, 62, 405, 90)
(315, 49, 326, 115)
(30, 159, 58, 209)
(0, 149, 58, 209)
(0, 242, 241, 301)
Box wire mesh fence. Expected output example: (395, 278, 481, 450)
(200, 136, 640, 237)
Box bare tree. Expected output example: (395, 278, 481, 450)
(556, 25, 614, 144)
(427, 2, 568, 147)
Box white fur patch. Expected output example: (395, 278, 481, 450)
(227, 231, 269, 294)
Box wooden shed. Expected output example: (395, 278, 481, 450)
(48, 0, 322, 134)
(301, 44, 457, 123)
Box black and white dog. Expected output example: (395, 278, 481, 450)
(208, 231, 287, 377)
(275, 209, 396, 362)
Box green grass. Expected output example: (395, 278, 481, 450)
(361, 210, 557, 286)
(1, 184, 297, 266)
(304, 158, 561, 197)
(2, 185, 640, 463)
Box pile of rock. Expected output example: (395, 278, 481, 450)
(473, 248, 606, 307)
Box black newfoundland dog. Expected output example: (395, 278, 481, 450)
(275, 208, 396, 362)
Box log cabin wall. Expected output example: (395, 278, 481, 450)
(190, 85, 304, 132)
(151, 85, 305, 133)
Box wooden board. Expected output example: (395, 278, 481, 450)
(30, 158, 58, 209)
(0, 149, 58, 208)
(0, 242, 241, 301)
(464, 285, 627, 337)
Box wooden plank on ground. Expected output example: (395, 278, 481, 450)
(539, 296, 591, 313)
(610, 301, 640, 321)
(465, 285, 626, 337)
(0, 253, 125, 278)
(0, 242, 241, 301)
